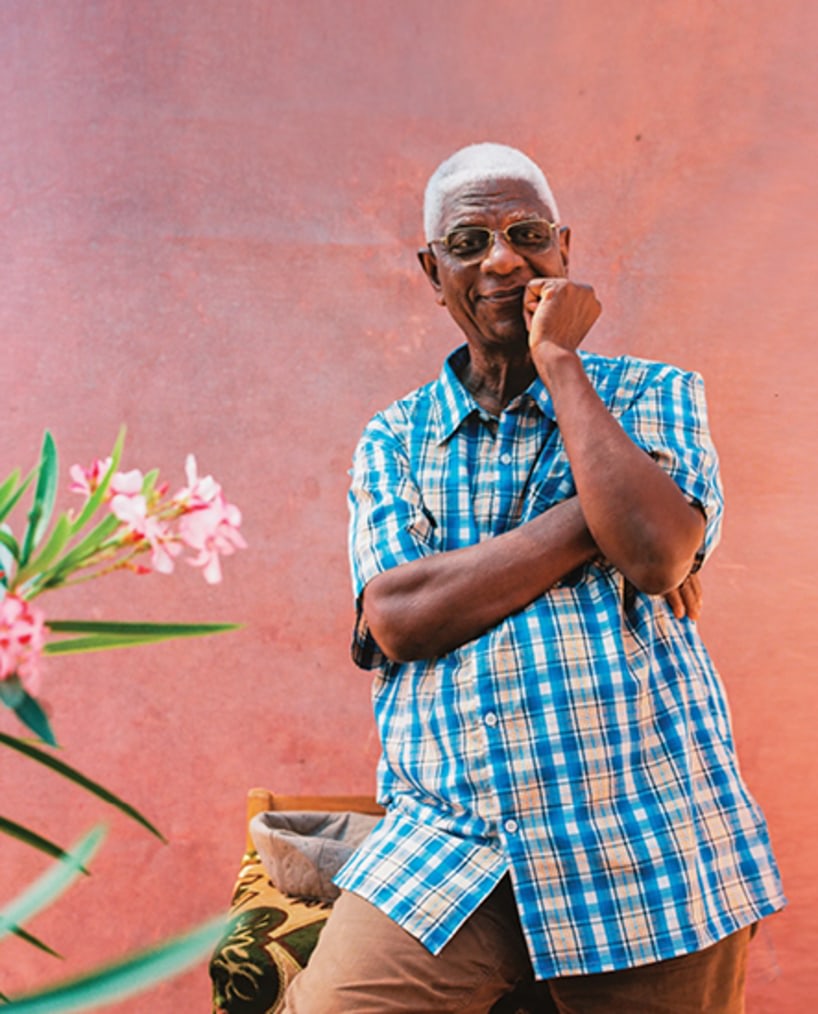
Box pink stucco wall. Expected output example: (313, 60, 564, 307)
(1, 2, 815, 1010)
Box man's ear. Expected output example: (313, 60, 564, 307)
(418, 248, 446, 306)
(558, 226, 571, 275)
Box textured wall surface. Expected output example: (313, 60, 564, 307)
(0, 2, 815, 1010)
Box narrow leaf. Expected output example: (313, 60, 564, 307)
(0, 732, 165, 841)
(15, 514, 72, 586)
(0, 469, 22, 510)
(20, 433, 58, 566)
(17, 698, 56, 746)
(0, 676, 24, 708)
(0, 528, 20, 562)
(0, 826, 105, 942)
(11, 926, 62, 959)
(0, 469, 34, 527)
(141, 469, 160, 496)
(0, 817, 72, 866)
(0, 914, 228, 1013)
(42, 634, 221, 655)
(69, 427, 126, 536)
(46, 620, 239, 636)
(0, 680, 57, 746)
(43, 621, 239, 656)
(43, 636, 176, 655)
(41, 514, 121, 588)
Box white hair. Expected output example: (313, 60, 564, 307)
(423, 142, 560, 242)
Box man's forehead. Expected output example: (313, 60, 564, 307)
(438, 176, 555, 227)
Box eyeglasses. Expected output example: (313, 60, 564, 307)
(430, 218, 558, 264)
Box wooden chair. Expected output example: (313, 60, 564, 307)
(244, 788, 384, 847)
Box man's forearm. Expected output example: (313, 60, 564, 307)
(533, 345, 704, 593)
(362, 496, 597, 662)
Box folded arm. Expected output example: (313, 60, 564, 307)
(526, 279, 705, 595)
(363, 495, 597, 662)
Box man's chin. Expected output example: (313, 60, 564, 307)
(481, 321, 530, 351)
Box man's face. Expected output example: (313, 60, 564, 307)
(419, 177, 570, 353)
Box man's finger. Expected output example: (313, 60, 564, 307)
(665, 588, 685, 619)
(679, 573, 703, 621)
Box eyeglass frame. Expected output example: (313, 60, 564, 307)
(428, 217, 560, 263)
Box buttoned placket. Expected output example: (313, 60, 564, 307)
(476, 625, 531, 846)
(471, 399, 550, 846)
(450, 651, 499, 829)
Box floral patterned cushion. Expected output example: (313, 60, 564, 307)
(210, 849, 331, 1014)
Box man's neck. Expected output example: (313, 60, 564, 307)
(459, 346, 536, 415)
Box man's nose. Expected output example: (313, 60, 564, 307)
(480, 230, 524, 273)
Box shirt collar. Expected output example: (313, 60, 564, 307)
(432, 345, 556, 444)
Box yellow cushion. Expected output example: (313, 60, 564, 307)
(210, 850, 331, 1014)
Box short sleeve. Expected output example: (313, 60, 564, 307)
(348, 413, 438, 669)
(617, 367, 724, 570)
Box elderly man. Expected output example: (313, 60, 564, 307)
(283, 143, 785, 1013)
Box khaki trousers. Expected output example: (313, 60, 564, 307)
(282, 878, 756, 1014)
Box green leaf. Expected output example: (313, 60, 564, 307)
(69, 427, 126, 536)
(15, 514, 72, 586)
(141, 469, 160, 496)
(0, 678, 57, 746)
(0, 469, 34, 527)
(0, 817, 73, 866)
(19, 433, 58, 567)
(46, 620, 240, 635)
(40, 514, 121, 588)
(0, 528, 20, 563)
(0, 732, 165, 841)
(11, 926, 62, 959)
(0, 826, 105, 943)
(0, 469, 22, 510)
(43, 621, 239, 656)
(0, 914, 228, 1012)
(0, 676, 24, 708)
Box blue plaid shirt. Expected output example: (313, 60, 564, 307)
(336, 346, 785, 977)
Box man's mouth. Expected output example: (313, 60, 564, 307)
(477, 286, 525, 305)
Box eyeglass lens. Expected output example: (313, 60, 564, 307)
(444, 220, 553, 261)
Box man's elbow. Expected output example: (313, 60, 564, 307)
(625, 548, 697, 597)
(362, 584, 425, 663)
(622, 509, 704, 596)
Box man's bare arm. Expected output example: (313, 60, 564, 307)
(363, 495, 597, 662)
(526, 279, 705, 595)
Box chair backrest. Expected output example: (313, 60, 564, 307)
(244, 787, 384, 851)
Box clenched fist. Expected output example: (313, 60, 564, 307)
(523, 278, 602, 355)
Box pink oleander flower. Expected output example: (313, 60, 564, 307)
(109, 481, 148, 533)
(107, 471, 149, 530)
(0, 594, 46, 696)
(174, 454, 221, 509)
(109, 469, 144, 498)
(178, 496, 246, 585)
(110, 488, 181, 575)
(69, 457, 113, 497)
(69, 451, 245, 583)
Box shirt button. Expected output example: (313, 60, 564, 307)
(504, 819, 519, 834)
(484, 711, 498, 727)
(499, 452, 512, 465)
